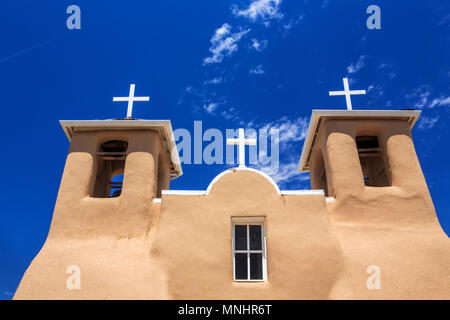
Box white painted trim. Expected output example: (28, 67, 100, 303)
(59, 119, 183, 179)
(206, 167, 281, 195)
(280, 190, 324, 195)
(298, 109, 421, 172)
(163, 167, 325, 197)
(152, 198, 161, 203)
(231, 216, 265, 223)
(161, 190, 207, 196)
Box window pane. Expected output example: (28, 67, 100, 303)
(235, 253, 248, 280)
(234, 225, 247, 250)
(249, 225, 262, 250)
(250, 253, 263, 280)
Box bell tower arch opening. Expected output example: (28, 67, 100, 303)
(355, 135, 390, 187)
(92, 140, 128, 198)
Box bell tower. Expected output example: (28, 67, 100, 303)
(298, 109, 448, 299)
(14, 119, 182, 299)
(53, 119, 182, 235)
(299, 109, 427, 198)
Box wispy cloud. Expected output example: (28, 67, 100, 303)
(347, 55, 366, 74)
(254, 115, 310, 187)
(406, 85, 432, 108)
(232, 0, 283, 23)
(189, 0, 289, 116)
(406, 85, 450, 110)
(250, 38, 268, 51)
(250, 64, 265, 74)
(204, 77, 224, 85)
(257, 157, 310, 188)
(429, 96, 450, 108)
(203, 102, 219, 114)
(367, 84, 384, 96)
(258, 115, 309, 143)
(282, 14, 305, 37)
(203, 23, 250, 65)
(417, 116, 439, 130)
(377, 62, 397, 79)
(222, 113, 311, 187)
(220, 107, 243, 122)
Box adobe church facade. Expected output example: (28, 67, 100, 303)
(14, 109, 450, 299)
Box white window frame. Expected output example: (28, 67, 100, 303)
(231, 217, 267, 282)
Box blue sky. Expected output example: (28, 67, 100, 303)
(0, 0, 449, 299)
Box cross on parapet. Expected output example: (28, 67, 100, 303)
(227, 128, 257, 168)
(113, 84, 150, 118)
(329, 78, 366, 110)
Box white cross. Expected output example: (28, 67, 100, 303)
(329, 78, 366, 110)
(113, 84, 150, 118)
(227, 128, 257, 167)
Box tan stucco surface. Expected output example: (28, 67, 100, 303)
(13, 118, 450, 300)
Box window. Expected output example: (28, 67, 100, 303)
(92, 140, 127, 198)
(232, 218, 267, 281)
(356, 136, 390, 187)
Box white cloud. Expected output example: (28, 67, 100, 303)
(204, 23, 250, 65)
(417, 116, 439, 130)
(282, 14, 305, 37)
(377, 62, 397, 79)
(224, 114, 311, 187)
(232, 0, 283, 22)
(347, 55, 366, 74)
(253, 115, 310, 188)
(250, 38, 268, 51)
(203, 102, 219, 114)
(249, 64, 265, 74)
(429, 96, 450, 108)
(406, 85, 432, 108)
(204, 77, 223, 85)
(259, 116, 309, 144)
(367, 84, 384, 96)
(221, 107, 242, 122)
(406, 85, 450, 109)
(257, 159, 310, 187)
(377, 62, 392, 70)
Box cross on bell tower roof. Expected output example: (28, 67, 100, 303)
(113, 84, 150, 119)
(329, 78, 366, 110)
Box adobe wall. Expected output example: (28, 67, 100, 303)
(151, 170, 345, 299)
(312, 119, 450, 299)
(14, 130, 171, 299)
(13, 120, 449, 300)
